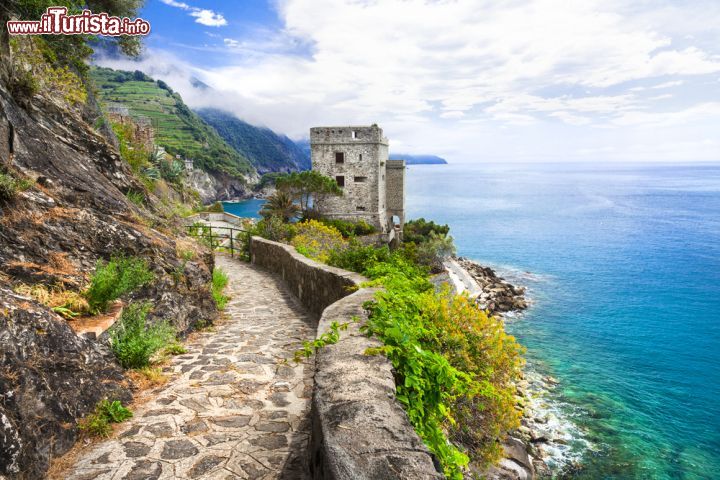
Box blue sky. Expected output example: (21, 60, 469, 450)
(98, 0, 720, 163)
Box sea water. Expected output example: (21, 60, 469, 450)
(224, 162, 720, 479)
(406, 163, 720, 480)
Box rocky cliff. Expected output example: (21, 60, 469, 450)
(0, 30, 218, 479)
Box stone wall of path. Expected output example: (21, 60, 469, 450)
(250, 237, 443, 479)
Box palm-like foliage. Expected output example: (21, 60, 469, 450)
(260, 191, 300, 222)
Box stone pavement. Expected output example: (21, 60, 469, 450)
(65, 255, 316, 480)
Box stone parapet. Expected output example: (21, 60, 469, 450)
(249, 237, 443, 479)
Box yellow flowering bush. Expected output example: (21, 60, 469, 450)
(291, 220, 347, 263)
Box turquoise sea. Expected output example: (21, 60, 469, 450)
(225, 163, 720, 479)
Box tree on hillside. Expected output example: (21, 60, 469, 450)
(259, 191, 300, 222)
(275, 171, 342, 218)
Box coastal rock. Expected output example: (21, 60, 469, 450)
(456, 258, 529, 315)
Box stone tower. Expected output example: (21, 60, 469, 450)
(310, 124, 405, 242)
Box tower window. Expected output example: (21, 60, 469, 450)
(335, 152, 344, 163)
(359, 153, 362, 161)
(336, 175, 345, 187)
(354, 176, 367, 183)
(356, 206, 366, 211)
(351, 130, 357, 139)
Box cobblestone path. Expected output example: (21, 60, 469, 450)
(66, 256, 316, 480)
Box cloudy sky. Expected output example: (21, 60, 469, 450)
(98, 0, 720, 163)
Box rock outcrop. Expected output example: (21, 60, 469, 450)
(0, 33, 217, 479)
(0, 289, 132, 479)
(457, 258, 529, 314)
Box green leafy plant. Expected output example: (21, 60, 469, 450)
(51, 306, 80, 319)
(85, 255, 154, 313)
(79, 399, 133, 438)
(259, 191, 300, 222)
(256, 216, 297, 242)
(109, 302, 175, 369)
(294, 321, 349, 362)
(211, 268, 230, 310)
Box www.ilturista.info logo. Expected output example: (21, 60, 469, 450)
(7, 7, 150, 36)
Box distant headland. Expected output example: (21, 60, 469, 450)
(390, 153, 448, 164)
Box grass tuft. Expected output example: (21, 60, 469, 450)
(211, 268, 229, 310)
(79, 400, 133, 438)
(109, 302, 175, 369)
(85, 255, 154, 313)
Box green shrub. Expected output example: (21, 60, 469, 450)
(188, 222, 219, 249)
(322, 238, 522, 477)
(79, 399, 133, 438)
(85, 255, 154, 313)
(211, 268, 229, 310)
(8, 68, 38, 100)
(0, 170, 33, 201)
(415, 231, 457, 272)
(317, 218, 376, 238)
(327, 241, 391, 273)
(257, 216, 297, 242)
(403, 217, 451, 244)
(109, 302, 174, 369)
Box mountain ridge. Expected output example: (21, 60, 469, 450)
(197, 108, 311, 174)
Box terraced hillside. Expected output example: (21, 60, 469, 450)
(90, 67, 256, 179)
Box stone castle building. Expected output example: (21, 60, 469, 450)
(310, 124, 405, 242)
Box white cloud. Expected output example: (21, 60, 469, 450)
(190, 9, 227, 27)
(613, 103, 720, 128)
(158, 0, 227, 27)
(651, 80, 684, 89)
(107, 0, 720, 162)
